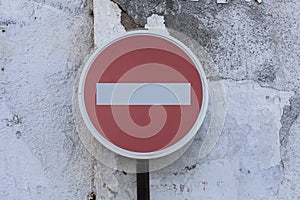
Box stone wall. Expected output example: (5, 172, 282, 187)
(0, 0, 299, 199)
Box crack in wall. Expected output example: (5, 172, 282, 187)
(218, 77, 298, 95)
(89, 158, 97, 199)
(279, 93, 300, 147)
(89, 0, 95, 49)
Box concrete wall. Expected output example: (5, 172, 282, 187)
(0, 0, 299, 199)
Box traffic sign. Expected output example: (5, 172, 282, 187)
(78, 31, 209, 159)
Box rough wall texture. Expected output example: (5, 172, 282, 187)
(0, 0, 94, 199)
(0, 0, 299, 199)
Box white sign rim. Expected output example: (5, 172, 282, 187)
(77, 30, 209, 159)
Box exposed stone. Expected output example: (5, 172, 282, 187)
(1, 0, 299, 199)
(113, 0, 300, 91)
(255, 63, 277, 83)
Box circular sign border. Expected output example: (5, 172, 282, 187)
(78, 30, 209, 159)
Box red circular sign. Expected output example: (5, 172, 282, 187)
(78, 31, 208, 159)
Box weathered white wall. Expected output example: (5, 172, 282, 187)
(0, 0, 94, 199)
(1, 0, 299, 199)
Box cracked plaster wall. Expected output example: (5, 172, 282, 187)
(1, 0, 299, 199)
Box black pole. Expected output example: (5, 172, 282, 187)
(136, 159, 150, 200)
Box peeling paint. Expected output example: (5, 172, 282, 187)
(1, 0, 299, 199)
(145, 14, 169, 35)
(151, 80, 293, 199)
(93, 0, 125, 47)
(217, 0, 228, 4)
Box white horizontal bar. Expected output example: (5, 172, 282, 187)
(96, 83, 191, 105)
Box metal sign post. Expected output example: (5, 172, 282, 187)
(136, 160, 150, 200)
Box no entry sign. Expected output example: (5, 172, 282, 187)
(78, 31, 209, 159)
